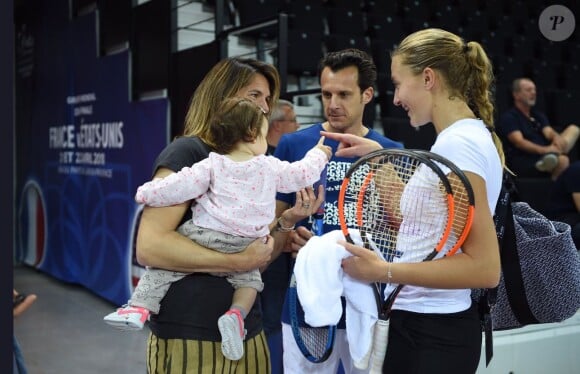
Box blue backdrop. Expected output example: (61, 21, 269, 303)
(15, 1, 168, 305)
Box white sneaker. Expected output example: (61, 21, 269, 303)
(535, 153, 558, 172)
(103, 305, 150, 331)
(218, 310, 246, 360)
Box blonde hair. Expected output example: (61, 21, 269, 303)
(392, 28, 505, 167)
(182, 58, 280, 149)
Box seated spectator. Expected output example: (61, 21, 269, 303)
(547, 160, 580, 250)
(498, 78, 579, 180)
(266, 99, 300, 155)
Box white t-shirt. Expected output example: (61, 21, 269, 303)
(390, 118, 502, 314)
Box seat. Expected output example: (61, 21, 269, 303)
(363, 1, 401, 17)
(363, 99, 377, 129)
(461, 9, 489, 43)
(285, 2, 325, 34)
(71, 0, 97, 17)
(370, 36, 400, 79)
(527, 61, 553, 92)
(366, 13, 408, 42)
(560, 40, 579, 64)
(480, 0, 511, 18)
(131, 0, 171, 99)
(97, 0, 131, 55)
(371, 37, 399, 118)
(494, 83, 512, 117)
(325, 35, 370, 54)
(556, 61, 580, 90)
(326, 8, 366, 37)
(561, 46, 577, 64)
(232, 0, 283, 39)
(494, 56, 523, 85)
(286, 31, 324, 77)
(399, 1, 438, 30)
(324, 0, 364, 10)
(376, 89, 402, 119)
(511, 39, 535, 63)
(170, 41, 221, 136)
(545, 89, 579, 129)
(279, 1, 326, 79)
(513, 177, 554, 217)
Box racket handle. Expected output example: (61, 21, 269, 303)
(369, 319, 389, 374)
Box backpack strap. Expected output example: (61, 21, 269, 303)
(482, 172, 543, 366)
(499, 198, 539, 325)
(480, 172, 511, 366)
(495, 172, 539, 325)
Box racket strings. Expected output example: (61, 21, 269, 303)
(351, 156, 453, 264)
(299, 327, 333, 359)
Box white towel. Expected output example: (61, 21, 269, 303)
(294, 229, 378, 368)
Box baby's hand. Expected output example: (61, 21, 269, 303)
(315, 136, 333, 160)
(320, 130, 382, 158)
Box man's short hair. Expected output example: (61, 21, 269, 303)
(269, 99, 295, 124)
(511, 78, 532, 93)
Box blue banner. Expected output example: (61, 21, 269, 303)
(16, 2, 168, 305)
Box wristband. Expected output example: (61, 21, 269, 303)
(276, 217, 295, 232)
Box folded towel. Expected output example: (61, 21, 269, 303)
(295, 229, 378, 367)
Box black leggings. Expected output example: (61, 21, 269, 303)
(383, 303, 482, 374)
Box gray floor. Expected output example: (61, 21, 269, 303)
(13, 265, 149, 374)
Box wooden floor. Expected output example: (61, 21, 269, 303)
(13, 265, 149, 374)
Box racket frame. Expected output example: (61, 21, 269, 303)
(413, 150, 476, 257)
(289, 165, 336, 363)
(337, 148, 467, 373)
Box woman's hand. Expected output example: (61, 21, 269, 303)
(339, 240, 389, 283)
(320, 131, 382, 158)
(280, 186, 324, 228)
(237, 235, 274, 272)
(286, 226, 314, 257)
(279, 186, 323, 256)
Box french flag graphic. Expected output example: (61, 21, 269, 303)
(19, 180, 46, 267)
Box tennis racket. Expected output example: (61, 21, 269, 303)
(288, 166, 336, 363)
(337, 148, 475, 373)
(413, 149, 476, 258)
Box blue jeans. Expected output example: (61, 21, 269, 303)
(13, 335, 28, 374)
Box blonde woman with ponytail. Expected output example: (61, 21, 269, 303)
(323, 28, 503, 372)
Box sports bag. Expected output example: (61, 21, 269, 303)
(476, 178, 580, 366)
(492, 201, 580, 329)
